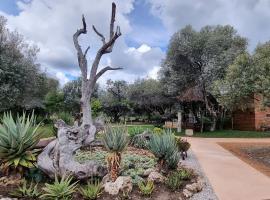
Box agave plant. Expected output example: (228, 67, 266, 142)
(148, 130, 179, 170)
(41, 175, 77, 200)
(79, 178, 102, 200)
(102, 125, 129, 181)
(10, 179, 41, 198)
(0, 112, 41, 173)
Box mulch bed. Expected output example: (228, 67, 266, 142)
(218, 142, 270, 177)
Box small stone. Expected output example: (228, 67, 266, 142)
(186, 183, 197, 192)
(147, 171, 165, 183)
(143, 168, 155, 177)
(103, 176, 133, 195)
(183, 189, 193, 198)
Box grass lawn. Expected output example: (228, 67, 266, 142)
(38, 123, 270, 139)
(175, 130, 270, 138)
(37, 125, 55, 138)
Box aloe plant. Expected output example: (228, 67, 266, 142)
(102, 125, 129, 181)
(148, 130, 179, 170)
(0, 112, 41, 172)
(41, 175, 77, 200)
(79, 178, 102, 200)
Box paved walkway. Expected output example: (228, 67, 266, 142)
(186, 138, 270, 200)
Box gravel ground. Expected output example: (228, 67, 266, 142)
(181, 150, 219, 200)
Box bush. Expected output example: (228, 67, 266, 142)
(128, 126, 144, 139)
(138, 180, 154, 196)
(10, 180, 41, 198)
(0, 112, 42, 173)
(41, 175, 77, 200)
(148, 130, 179, 170)
(79, 178, 102, 200)
(56, 112, 74, 125)
(165, 171, 183, 191)
(179, 168, 193, 180)
(102, 125, 129, 181)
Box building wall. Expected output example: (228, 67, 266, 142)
(254, 96, 270, 131)
(233, 95, 270, 131)
(233, 110, 255, 131)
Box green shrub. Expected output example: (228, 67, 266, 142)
(56, 112, 74, 125)
(79, 178, 102, 200)
(165, 171, 183, 191)
(179, 168, 193, 180)
(41, 175, 77, 200)
(11, 180, 41, 198)
(153, 127, 162, 135)
(102, 125, 129, 181)
(128, 126, 144, 139)
(131, 134, 148, 149)
(0, 112, 42, 172)
(176, 137, 191, 152)
(138, 180, 154, 196)
(148, 130, 179, 170)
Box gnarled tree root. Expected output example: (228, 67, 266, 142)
(37, 120, 107, 180)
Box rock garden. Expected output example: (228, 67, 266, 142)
(0, 112, 205, 200)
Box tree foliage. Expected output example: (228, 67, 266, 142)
(0, 16, 58, 112)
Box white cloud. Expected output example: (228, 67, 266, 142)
(0, 0, 164, 86)
(148, 0, 270, 50)
(147, 66, 160, 79)
(55, 72, 69, 86)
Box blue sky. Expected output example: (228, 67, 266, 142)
(1, 0, 270, 85)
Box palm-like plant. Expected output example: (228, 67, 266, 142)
(102, 125, 129, 182)
(148, 130, 179, 170)
(0, 112, 41, 174)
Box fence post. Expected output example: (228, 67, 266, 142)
(177, 111, 182, 133)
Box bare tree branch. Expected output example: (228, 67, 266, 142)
(92, 25, 106, 44)
(89, 2, 121, 80)
(73, 15, 88, 79)
(95, 66, 123, 81)
(84, 46, 90, 57)
(110, 2, 116, 39)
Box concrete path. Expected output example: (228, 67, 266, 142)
(186, 138, 270, 200)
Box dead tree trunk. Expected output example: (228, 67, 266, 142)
(38, 2, 122, 179)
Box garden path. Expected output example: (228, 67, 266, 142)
(186, 137, 270, 200)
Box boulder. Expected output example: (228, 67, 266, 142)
(183, 189, 193, 198)
(143, 168, 156, 177)
(104, 176, 133, 195)
(147, 171, 165, 183)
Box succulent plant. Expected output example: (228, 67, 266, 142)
(0, 112, 41, 173)
(79, 178, 103, 200)
(41, 175, 77, 200)
(148, 130, 179, 170)
(102, 125, 129, 181)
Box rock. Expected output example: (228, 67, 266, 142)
(143, 168, 156, 177)
(101, 174, 110, 184)
(185, 129, 193, 136)
(104, 176, 133, 195)
(147, 171, 165, 183)
(185, 178, 204, 193)
(183, 189, 193, 198)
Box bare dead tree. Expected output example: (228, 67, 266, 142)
(38, 2, 122, 179)
(73, 2, 122, 132)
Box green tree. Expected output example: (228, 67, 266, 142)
(100, 80, 130, 122)
(160, 25, 247, 130)
(0, 16, 58, 112)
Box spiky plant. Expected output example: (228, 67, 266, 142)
(10, 179, 41, 198)
(79, 178, 102, 200)
(138, 180, 154, 196)
(148, 130, 179, 170)
(102, 125, 129, 182)
(41, 175, 77, 200)
(0, 112, 41, 174)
